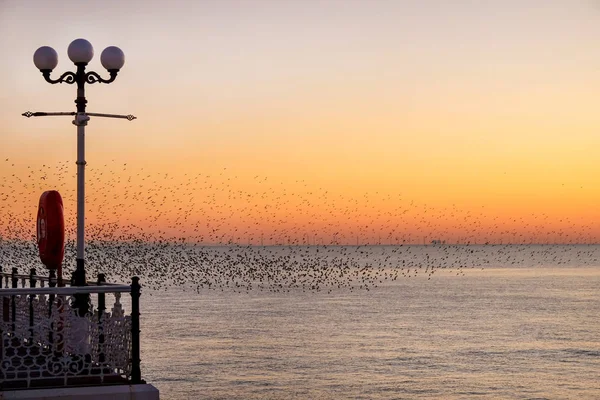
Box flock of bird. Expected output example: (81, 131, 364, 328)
(1, 158, 599, 293)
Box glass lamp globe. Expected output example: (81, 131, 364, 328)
(33, 46, 58, 71)
(67, 38, 94, 64)
(100, 46, 125, 71)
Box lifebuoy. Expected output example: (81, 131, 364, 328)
(37, 191, 65, 270)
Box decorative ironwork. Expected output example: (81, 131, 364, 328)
(85, 71, 117, 85)
(39, 67, 119, 87)
(21, 111, 136, 121)
(86, 112, 137, 121)
(22, 111, 77, 118)
(0, 269, 141, 390)
(41, 70, 77, 85)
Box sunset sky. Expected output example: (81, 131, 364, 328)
(1, 1, 600, 244)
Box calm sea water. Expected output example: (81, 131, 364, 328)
(138, 246, 600, 399)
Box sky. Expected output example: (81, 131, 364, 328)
(1, 0, 600, 244)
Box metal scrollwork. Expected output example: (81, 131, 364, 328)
(85, 71, 117, 85)
(39, 69, 118, 86)
(1, 290, 132, 388)
(42, 71, 77, 85)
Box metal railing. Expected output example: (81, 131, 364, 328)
(0, 267, 142, 389)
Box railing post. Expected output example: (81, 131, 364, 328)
(2, 267, 8, 366)
(97, 273, 106, 363)
(2, 266, 7, 322)
(29, 268, 36, 338)
(1, 265, 4, 359)
(72, 271, 90, 318)
(11, 267, 17, 331)
(130, 276, 142, 384)
(48, 269, 56, 345)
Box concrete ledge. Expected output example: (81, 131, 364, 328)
(0, 384, 159, 400)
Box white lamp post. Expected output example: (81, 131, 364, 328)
(25, 39, 135, 315)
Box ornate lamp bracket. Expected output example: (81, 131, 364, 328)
(85, 70, 118, 84)
(41, 70, 77, 85)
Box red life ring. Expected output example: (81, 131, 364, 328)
(37, 191, 65, 270)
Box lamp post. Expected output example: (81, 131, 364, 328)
(25, 39, 134, 314)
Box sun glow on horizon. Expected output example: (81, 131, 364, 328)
(1, 159, 599, 246)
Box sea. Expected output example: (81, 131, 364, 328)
(136, 245, 600, 399)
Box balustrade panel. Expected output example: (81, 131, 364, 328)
(0, 272, 136, 389)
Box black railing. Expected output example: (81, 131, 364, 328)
(0, 266, 144, 389)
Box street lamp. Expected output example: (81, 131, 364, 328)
(24, 39, 135, 310)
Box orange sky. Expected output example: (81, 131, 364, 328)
(1, 1, 600, 244)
